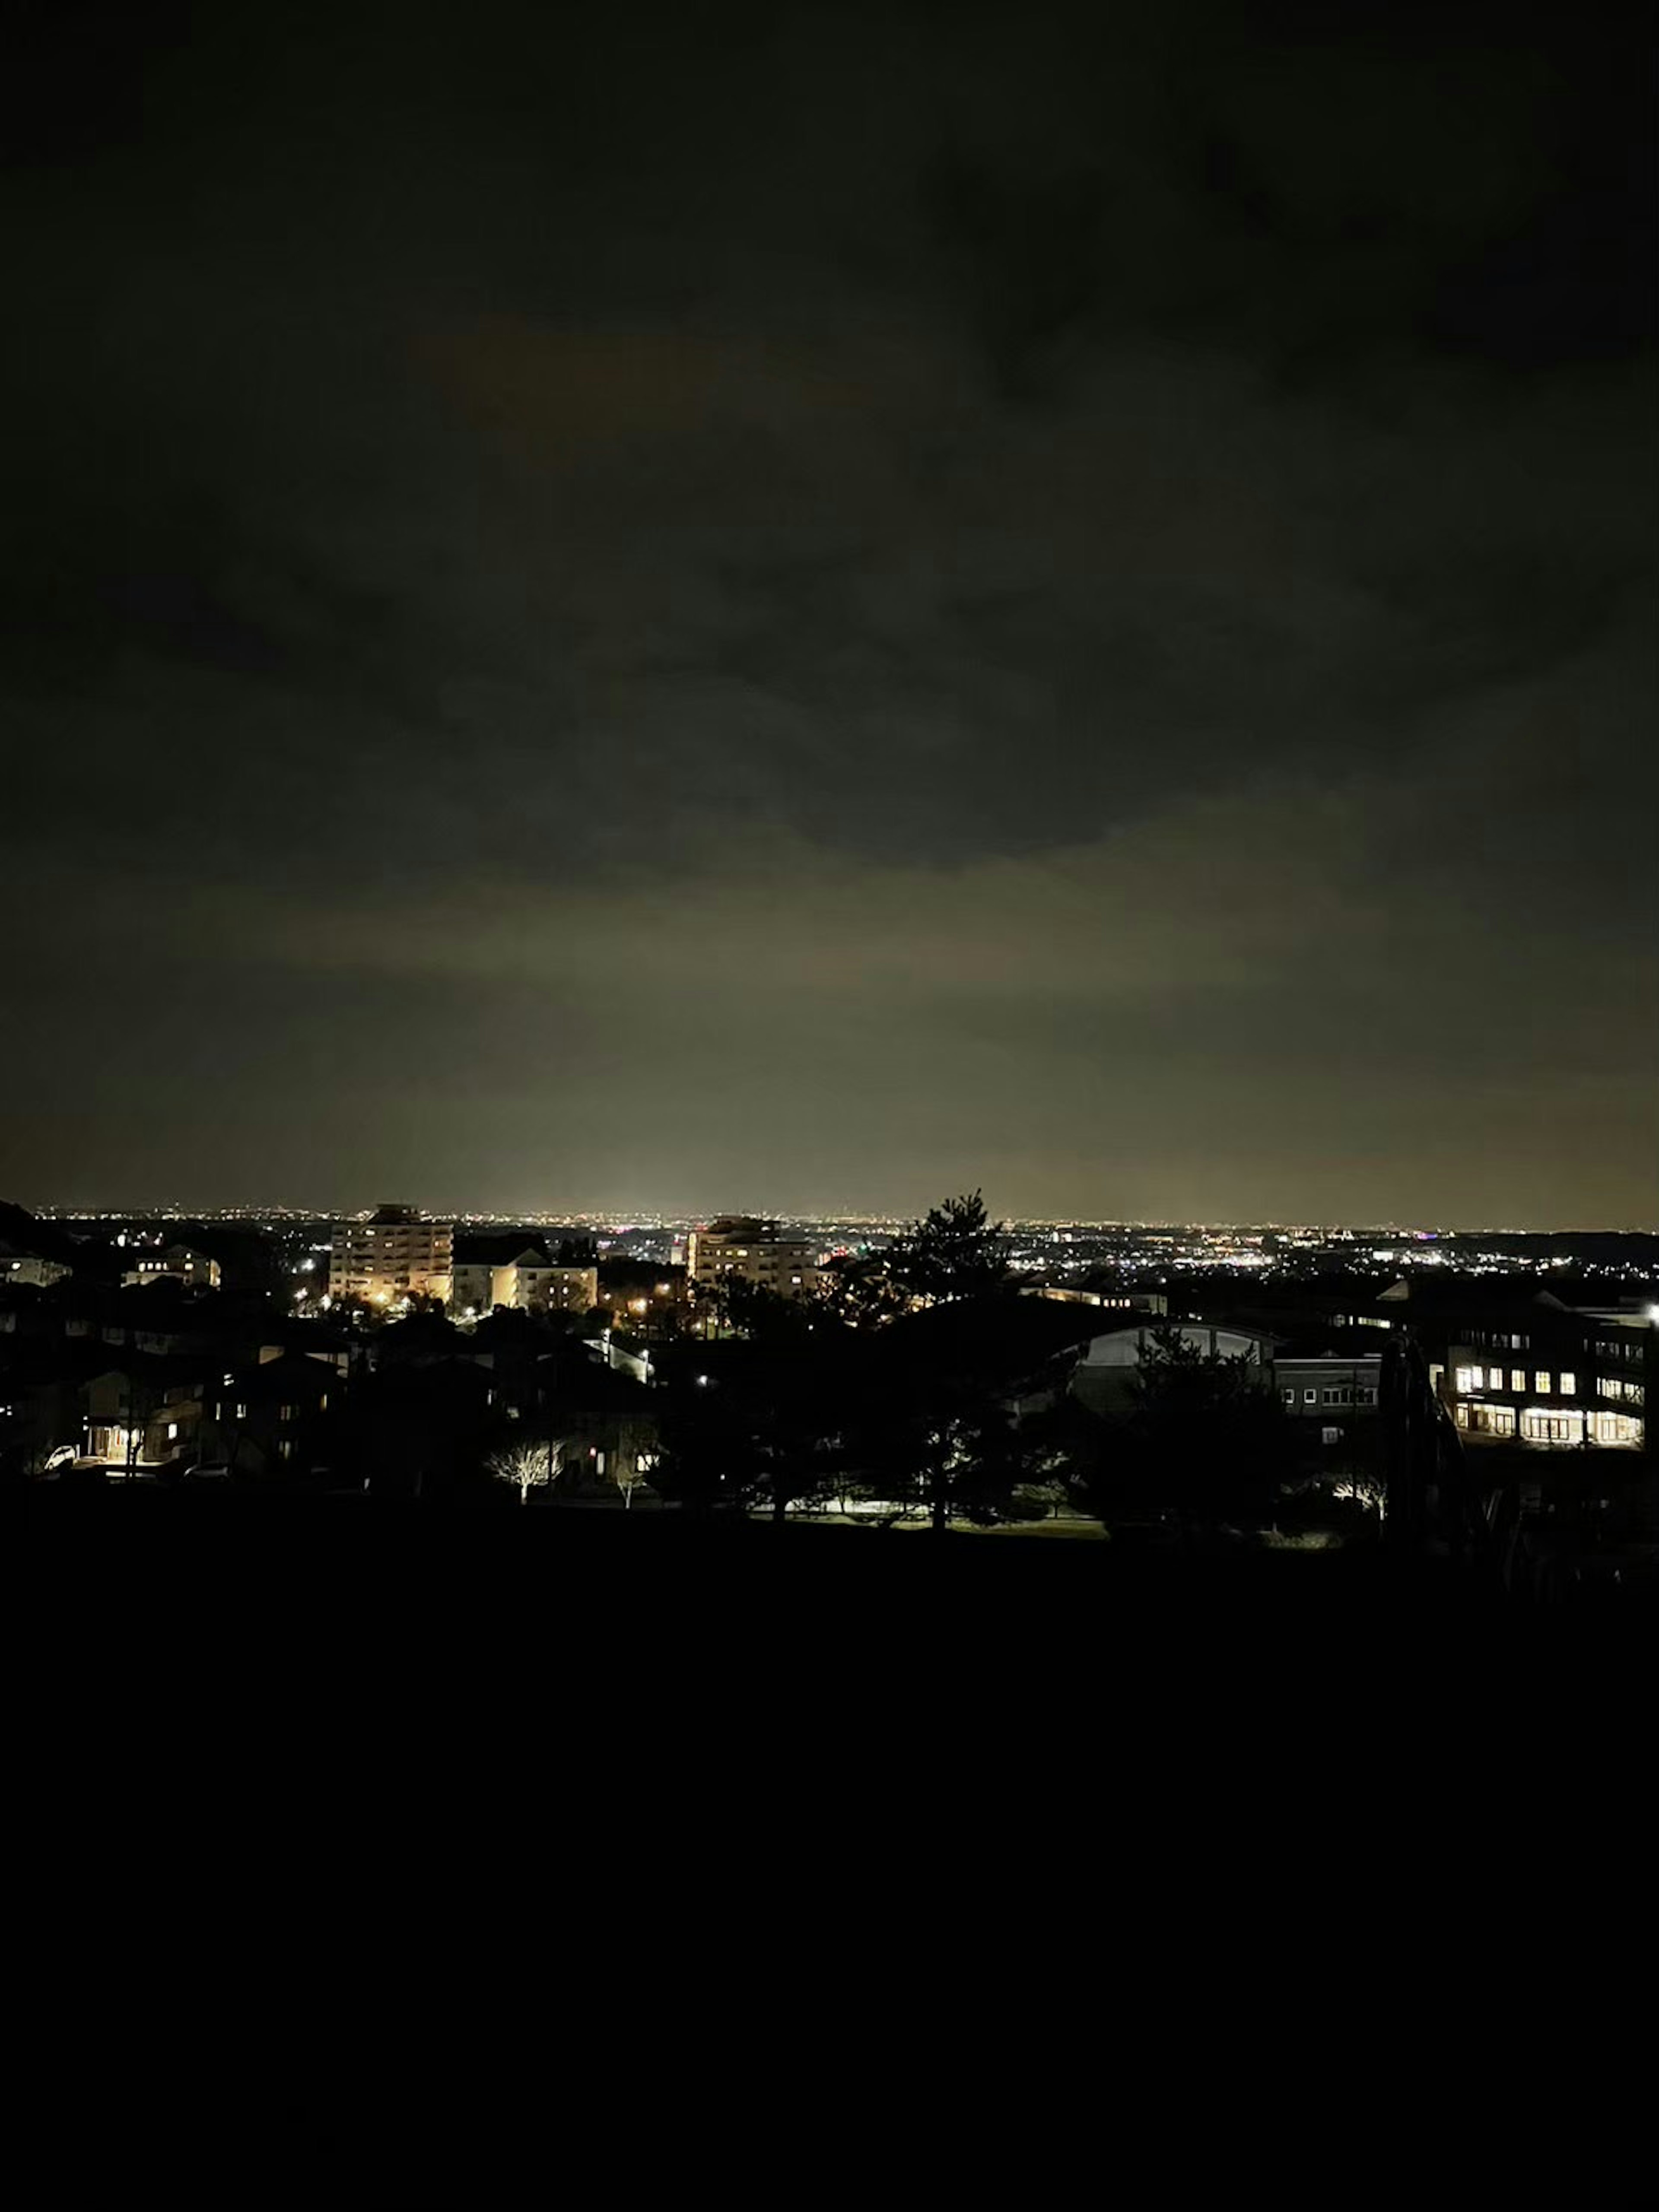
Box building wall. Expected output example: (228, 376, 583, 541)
(450, 1259, 598, 1315)
(82, 1371, 203, 1468)
(1070, 1322, 1274, 1415)
(2, 1253, 72, 1288)
(1031, 1287, 1170, 1316)
(122, 1244, 222, 1290)
(506, 1264, 597, 1314)
(449, 1261, 493, 1314)
(1444, 1334, 1646, 1449)
(686, 1219, 820, 1300)
(329, 1216, 454, 1306)
(1274, 1356, 1382, 1419)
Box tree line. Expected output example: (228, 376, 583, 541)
(648, 1192, 1300, 1539)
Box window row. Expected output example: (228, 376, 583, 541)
(1454, 1405, 1643, 1445)
(1453, 1366, 1576, 1397)
(1599, 1376, 1645, 1405)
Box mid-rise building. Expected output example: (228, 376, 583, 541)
(328, 1205, 453, 1308)
(686, 1217, 820, 1302)
(1388, 1282, 1654, 1450)
(449, 1235, 597, 1318)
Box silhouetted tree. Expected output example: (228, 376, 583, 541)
(650, 1385, 766, 1516)
(842, 1354, 1044, 1531)
(813, 1251, 909, 1331)
(813, 1192, 1007, 1330)
(1117, 1324, 1289, 1542)
(717, 1277, 819, 1348)
(333, 1365, 500, 1498)
(892, 1190, 1008, 1305)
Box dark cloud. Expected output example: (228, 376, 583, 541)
(2, 0, 1654, 1220)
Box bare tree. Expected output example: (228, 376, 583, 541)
(489, 1434, 566, 1505)
(613, 1447, 648, 1510)
(1332, 1469, 1387, 1525)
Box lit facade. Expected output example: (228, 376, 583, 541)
(450, 1244, 598, 1317)
(82, 1367, 204, 1470)
(328, 1205, 454, 1306)
(1444, 1310, 1649, 1450)
(1, 1247, 71, 1288)
(121, 1242, 222, 1290)
(686, 1218, 820, 1301)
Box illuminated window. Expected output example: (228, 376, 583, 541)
(1303, 1388, 1317, 1404)
(1488, 1366, 1506, 1390)
(1558, 1372, 1576, 1396)
(1511, 1369, 1526, 1392)
(1535, 1373, 1551, 1395)
(235, 1402, 248, 1419)
(1454, 1367, 1476, 1394)
(1592, 1412, 1642, 1447)
(1521, 1409, 1582, 1445)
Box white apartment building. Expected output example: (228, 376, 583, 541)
(449, 1240, 598, 1317)
(328, 1206, 454, 1306)
(686, 1217, 820, 1301)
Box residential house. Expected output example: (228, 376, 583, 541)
(122, 1240, 222, 1290)
(0, 1201, 77, 1290)
(200, 1352, 337, 1480)
(82, 1357, 208, 1472)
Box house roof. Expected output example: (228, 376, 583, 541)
(537, 1349, 655, 1412)
(0, 1201, 81, 1267)
(871, 1292, 1104, 1380)
(226, 1351, 335, 1400)
(452, 1233, 553, 1267)
(1376, 1276, 1570, 1312)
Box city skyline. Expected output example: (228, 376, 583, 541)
(19, 1191, 1659, 1238)
(3, 3, 1654, 1225)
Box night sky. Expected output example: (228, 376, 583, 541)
(3, 1, 1654, 1224)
